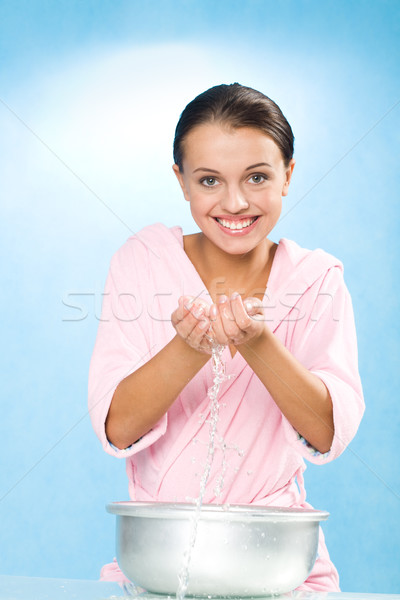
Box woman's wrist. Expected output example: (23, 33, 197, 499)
(171, 333, 212, 364)
(235, 321, 271, 352)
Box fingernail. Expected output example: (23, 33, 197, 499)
(199, 319, 208, 330)
(192, 305, 204, 318)
(245, 301, 253, 312)
(219, 294, 228, 304)
(231, 292, 240, 300)
(210, 305, 218, 320)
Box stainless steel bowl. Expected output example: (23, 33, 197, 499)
(106, 501, 329, 597)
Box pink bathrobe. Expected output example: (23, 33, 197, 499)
(88, 223, 364, 591)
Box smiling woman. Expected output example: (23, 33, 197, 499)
(88, 83, 364, 591)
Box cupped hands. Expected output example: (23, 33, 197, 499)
(171, 293, 266, 354)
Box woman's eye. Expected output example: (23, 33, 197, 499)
(248, 174, 266, 184)
(201, 177, 218, 187)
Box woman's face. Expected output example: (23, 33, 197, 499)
(173, 122, 295, 256)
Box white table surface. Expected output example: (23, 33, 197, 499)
(0, 575, 399, 600)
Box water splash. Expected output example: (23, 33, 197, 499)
(121, 580, 145, 597)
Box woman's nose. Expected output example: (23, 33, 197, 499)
(220, 186, 249, 213)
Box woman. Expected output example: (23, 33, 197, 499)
(89, 83, 364, 590)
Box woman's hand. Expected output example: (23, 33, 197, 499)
(171, 296, 214, 354)
(209, 292, 266, 347)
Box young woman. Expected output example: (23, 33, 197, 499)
(89, 83, 364, 590)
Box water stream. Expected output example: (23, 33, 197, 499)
(176, 343, 228, 600)
(121, 343, 235, 600)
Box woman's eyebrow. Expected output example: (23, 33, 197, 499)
(193, 167, 220, 174)
(245, 162, 273, 170)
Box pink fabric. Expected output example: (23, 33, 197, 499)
(89, 223, 364, 591)
(100, 558, 131, 585)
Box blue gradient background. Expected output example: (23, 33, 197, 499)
(0, 0, 399, 593)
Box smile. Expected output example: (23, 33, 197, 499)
(215, 216, 258, 230)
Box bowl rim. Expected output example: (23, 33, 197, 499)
(106, 501, 329, 522)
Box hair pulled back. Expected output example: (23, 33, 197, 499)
(173, 83, 294, 170)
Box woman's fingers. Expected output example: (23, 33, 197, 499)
(172, 296, 206, 324)
(210, 293, 265, 346)
(210, 294, 244, 344)
(171, 296, 191, 326)
(230, 292, 253, 329)
(172, 296, 213, 353)
(209, 295, 231, 344)
(243, 296, 264, 317)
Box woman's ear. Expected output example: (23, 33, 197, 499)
(282, 159, 295, 197)
(172, 164, 190, 202)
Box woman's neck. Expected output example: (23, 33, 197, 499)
(184, 232, 277, 302)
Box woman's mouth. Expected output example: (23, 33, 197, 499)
(214, 216, 259, 235)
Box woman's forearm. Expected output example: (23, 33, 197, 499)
(237, 327, 334, 454)
(106, 335, 210, 449)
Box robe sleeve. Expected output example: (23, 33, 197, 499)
(281, 266, 365, 464)
(88, 244, 168, 458)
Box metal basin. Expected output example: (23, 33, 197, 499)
(106, 501, 329, 597)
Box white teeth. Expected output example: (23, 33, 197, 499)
(216, 217, 257, 230)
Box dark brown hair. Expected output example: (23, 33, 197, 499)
(173, 83, 294, 170)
